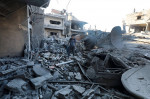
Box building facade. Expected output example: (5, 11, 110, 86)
(125, 9, 150, 33)
(44, 14, 65, 38)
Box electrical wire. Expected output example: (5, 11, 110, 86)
(66, 0, 72, 11)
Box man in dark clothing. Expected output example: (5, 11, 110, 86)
(67, 35, 76, 57)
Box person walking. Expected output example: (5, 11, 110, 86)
(67, 35, 76, 57)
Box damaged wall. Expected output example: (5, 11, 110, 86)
(31, 6, 45, 49)
(0, 6, 28, 57)
(44, 29, 62, 38)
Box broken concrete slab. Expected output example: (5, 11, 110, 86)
(47, 84, 58, 91)
(74, 72, 82, 80)
(53, 71, 61, 79)
(82, 89, 94, 97)
(72, 85, 85, 94)
(30, 73, 53, 89)
(6, 78, 27, 93)
(55, 85, 72, 98)
(43, 92, 52, 99)
(27, 61, 34, 66)
(33, 65, 50, 76)
(69, 72, 74, 78)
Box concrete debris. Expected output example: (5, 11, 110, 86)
(27, 61, 34, 66)
(33, 65, 50, 76)
(82, 89, 94, 97)
(43, 92, 52, 99)
(0, 28, 147, 98)
(72, 85, 85, 94)
(43, 52, 51, 59)
(74, 72, 82, 80)
(69, 72, 74, 78)
(53, 71, 61, 79)
(54, 85, 72, 98)
(30, 73, 53, 89)
(6, 78, 27, 92)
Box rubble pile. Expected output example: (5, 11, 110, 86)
(1, 37, 147, 99)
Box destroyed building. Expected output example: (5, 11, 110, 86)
(0, 0, 51, 58)
(1, 1, 150, 99)
(68, 13, 87, 35)
(45, 9, 88, 37)
(124, 9, 150, 33)
(44, 14, 66, 38)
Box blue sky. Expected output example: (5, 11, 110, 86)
(45, 0, 150, 31)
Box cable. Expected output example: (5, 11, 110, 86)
(66, 0, 72, 11)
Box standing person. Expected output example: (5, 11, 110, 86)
(67, 35, 76, 57)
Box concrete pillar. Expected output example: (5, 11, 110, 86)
(145, 23, 148, 32)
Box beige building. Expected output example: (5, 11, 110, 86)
(44, 10, 87, 38)
(125, 9, 150, 33)
(44, 14, 65, 38)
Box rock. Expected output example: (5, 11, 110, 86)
(30, 73, 53, 89)
(74, 72, 82, 80)
(55, 85, 72, 99)
(33, 65, 50, 76)
(72, 85, 85, 94)
(27, 61, 34, 66)
(82, 89, 94, 97)
(6, 78, 27, 93)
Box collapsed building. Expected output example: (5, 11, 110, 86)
(124, 9, 150, 33)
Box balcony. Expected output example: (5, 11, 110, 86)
(44, 24, 64, 30)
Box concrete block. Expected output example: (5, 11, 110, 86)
(75, 72, 82, 80)
(43, 92, 52, 99)
(72, 85, 85, 94)
(55, 85, 72, 98)
(30, 73, 53, 89)
(82, 89, 94, 97)
(6, 78, 27, 93)
(27, 61, 34, 66)
(69, 72, 74, 78)
(53, 71, 61, 79)
(33, 65, 50, 76)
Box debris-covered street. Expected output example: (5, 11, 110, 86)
(1, 0, 150, 99)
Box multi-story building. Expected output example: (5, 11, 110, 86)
(124, 9, 150, 33)
(44, 14, 65, 38)
(44, 10, 87, 38)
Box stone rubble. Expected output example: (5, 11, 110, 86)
(0, 36, 146, 99)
